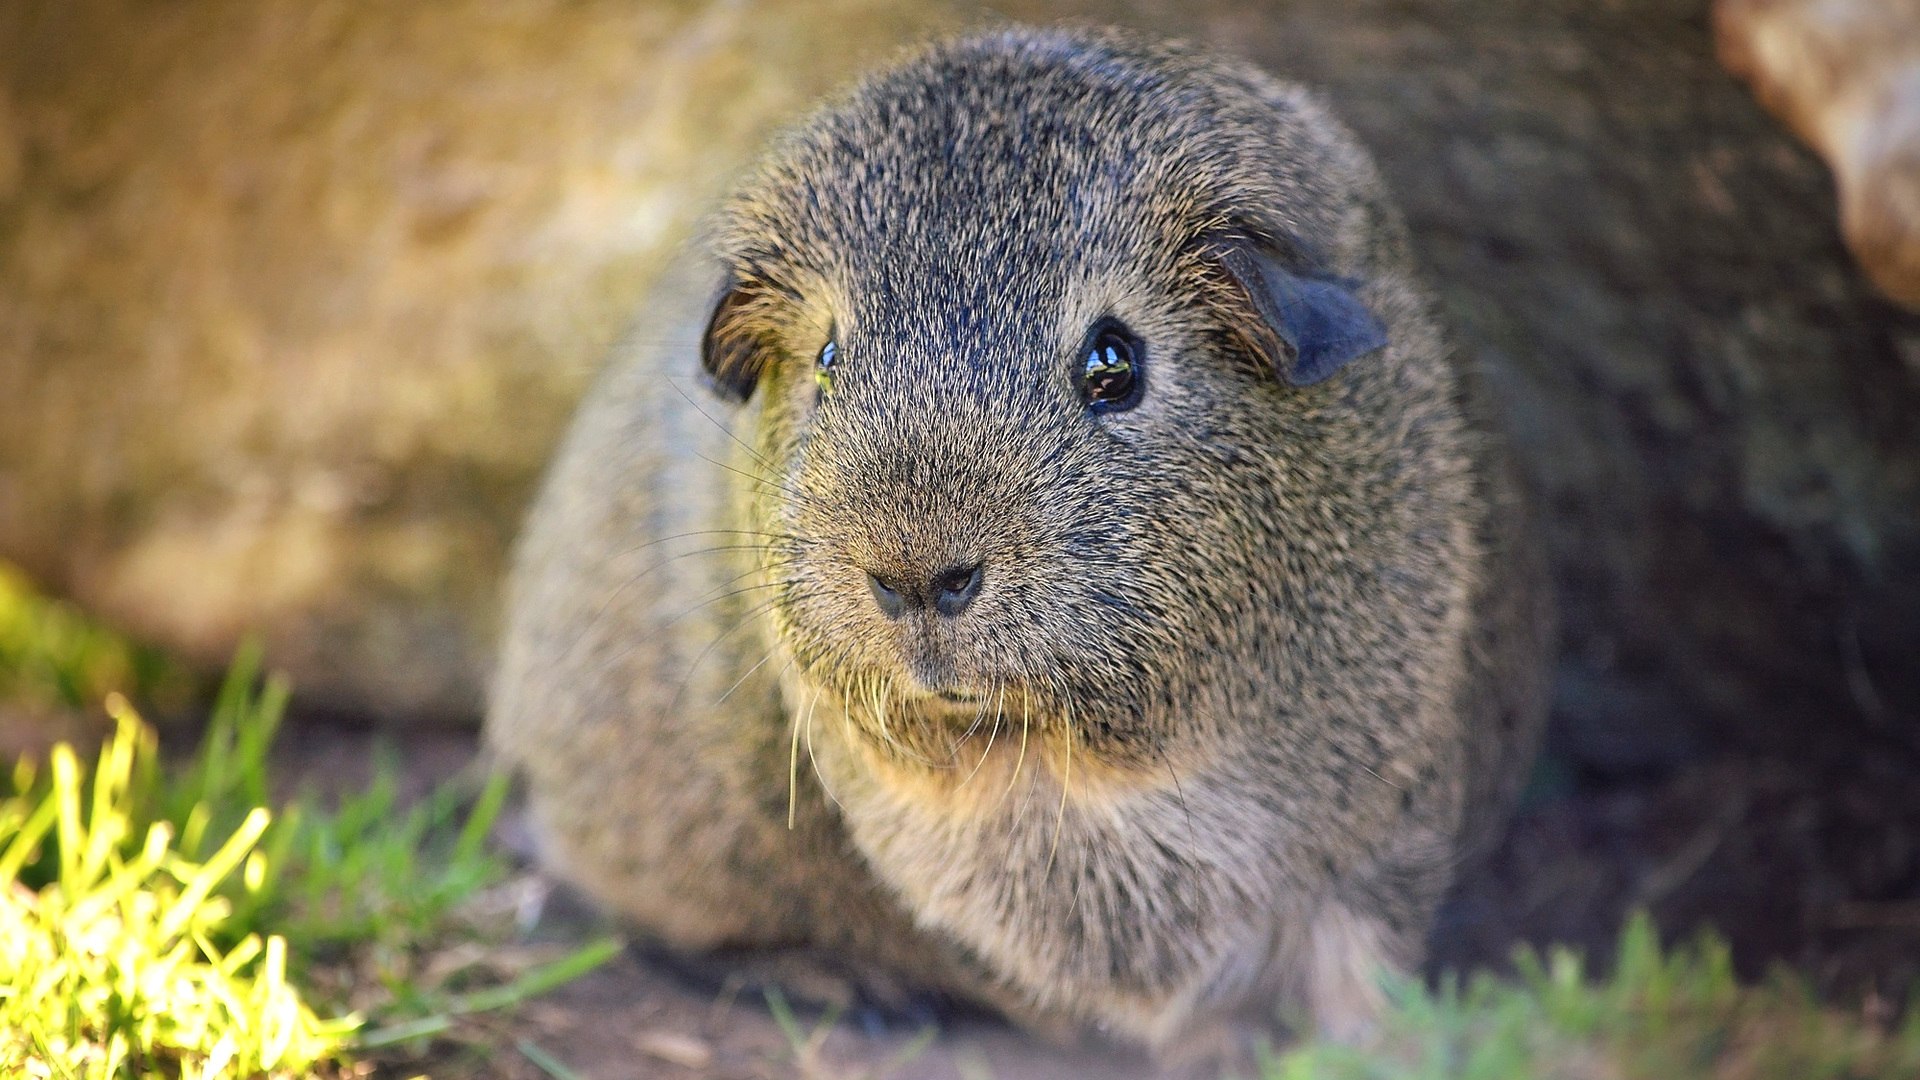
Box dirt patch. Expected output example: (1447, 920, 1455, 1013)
(1439, 749, 1920, 1005)
(284, 720, 1920, 1078)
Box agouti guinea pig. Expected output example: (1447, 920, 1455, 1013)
(487, 23, 1552, 1056)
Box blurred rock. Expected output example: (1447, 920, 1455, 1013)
(0, 0, 952, 720)
(1716, 0, 1920, 309)
(2, 0, 1917, 774)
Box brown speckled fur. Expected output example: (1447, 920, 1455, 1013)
(487, 25, 1552, 1058)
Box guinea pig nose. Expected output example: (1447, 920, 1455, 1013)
(931, 562, 984, 618)
(867, 571, 908, 619)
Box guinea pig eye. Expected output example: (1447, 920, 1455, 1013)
(815, 339, 838, 396)
(1080, 324, 1142, 412)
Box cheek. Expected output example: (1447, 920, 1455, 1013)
(749, 365, 833, 489)
(767, 358, 823, 426)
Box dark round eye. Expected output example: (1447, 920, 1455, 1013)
(1080, 325, 1141, 411)
(815, 339, 838, 396)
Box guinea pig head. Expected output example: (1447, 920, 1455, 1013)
(696, 31, 1397, 777)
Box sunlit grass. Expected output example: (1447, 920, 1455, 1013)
(0, 566, 618, 1078)
(0, 700, 354, 1078)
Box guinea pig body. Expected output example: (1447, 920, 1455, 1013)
(487, 25, 1552, 1053)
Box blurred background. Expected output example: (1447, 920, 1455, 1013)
(2, 0, 1918, 1072)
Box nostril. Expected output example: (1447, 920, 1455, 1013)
(867, 571, 907, 619)
(932, 562, 984, 618)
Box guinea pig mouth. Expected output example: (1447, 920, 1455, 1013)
(904, 685, 1013, 731)
(884, 668, 1001, 715)
(918, 687, 999, 717)
(890, 671, 980, 706)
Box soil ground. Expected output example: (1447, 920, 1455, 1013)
(275, 719, 1920, 1079)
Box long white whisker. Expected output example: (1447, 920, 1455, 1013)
(1044, 691, 1074, 880)
(788, 683, 818, 830)
(991, 685, 1033, 818)
(958, 682, 1007, 790)
(803, 676, 844, 812)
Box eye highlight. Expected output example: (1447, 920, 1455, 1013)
(1080, 322, 1143, 412)
(815, 339, 838, 397)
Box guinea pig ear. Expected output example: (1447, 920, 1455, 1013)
(700, 276, 774, 403)
(1218, 244, 1390, 386)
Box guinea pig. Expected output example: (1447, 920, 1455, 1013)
(487, 23, 1552, 1056)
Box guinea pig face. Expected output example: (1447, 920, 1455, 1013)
(706, 257, 1212, 774)
(697, 34, 1393, 775)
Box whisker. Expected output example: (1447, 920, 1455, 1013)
(1044, 690, 1074, 881)
(802, 673, 846, 813)
(881, 674, 942, 767)
(714, 641, 782, 706)
(788, 683, 816, 830)
(655, 577, 780, 636)
(659, 588, 807, 716)
(665, 375, 778, 472)
(958, 682, 1007, 790)
(604, 528, 804, 561)
(952, 687, 994, 752)
(557, 540, 797, 671)
(1360, 763, 1406, 791)
(873, 676, 893, 751)
(695, 452, 818, 509)
(990, 685, 1032, 818)
(1158, 740, 1199, 854)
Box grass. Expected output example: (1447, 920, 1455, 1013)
(750, 919, 1920, 1080)
(1262, 919, 1920, 1080)
(0, 567, 618, 1078)
(764, 985, 940, 1080)
(0, 562, 192, 718)
(1, 700, 354, 1077)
